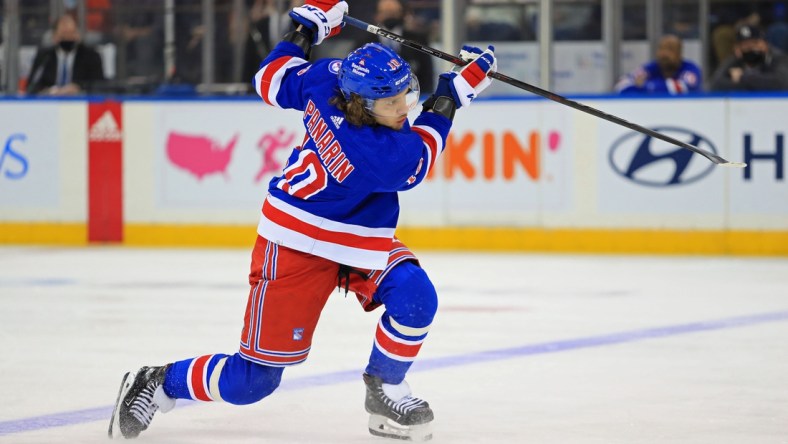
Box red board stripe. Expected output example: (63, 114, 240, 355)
(88, 101, 123, 243)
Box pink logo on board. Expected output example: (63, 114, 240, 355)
(166, 132, 239, 180)
(255, 128, 294, 183)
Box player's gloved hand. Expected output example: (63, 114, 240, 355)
(289, 1, 348, 45)
(304, 0, 342, 11)
(437, 45, 496, 108)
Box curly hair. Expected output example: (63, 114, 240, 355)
(329, 91, 377, 127)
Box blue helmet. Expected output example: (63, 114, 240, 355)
(338, 43, 412, 100)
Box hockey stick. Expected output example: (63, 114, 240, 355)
(343, 15, 746, 168)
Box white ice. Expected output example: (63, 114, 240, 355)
(1, 246, 787, 443)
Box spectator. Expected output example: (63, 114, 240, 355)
(26, 14, 105, 95)
(710, 24, 788, 92)
(711, 9, 760, 72)
(465, 6, 524, 42)
(354, 0, 434, 92)
(615, 35, 702, 95)
(112, 0, 164, 82)
(767, 3, 788, 53)
(242, 0, 298, 84)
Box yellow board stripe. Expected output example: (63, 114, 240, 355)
(395, 227, 788, 256)
(0, 223, 86, 245)
(2, 223, 787, 256)
(124, 224, 256, 247)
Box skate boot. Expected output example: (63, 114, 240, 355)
(363, 373, 434, 441)
(108, 365, 175, 439)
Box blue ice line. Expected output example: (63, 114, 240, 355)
(2, 310, 787, 436)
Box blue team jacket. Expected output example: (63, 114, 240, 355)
(615, 60, 702, 94)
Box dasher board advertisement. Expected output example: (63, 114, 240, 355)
(595, 98, 729, 229)
(153, 102, 302, 213)
(399, 100, 574, 227)
(0, 103, 62, 212)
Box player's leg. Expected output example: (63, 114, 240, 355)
(364, 260, 437, 383)
(364, 260, 437, 441)
(346, 241, 438, 441)
(108, 354, 283, 439)
(109, 236, 339, 439)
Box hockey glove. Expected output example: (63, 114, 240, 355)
(439, 45, 496, 108)
(304, 0, 342, 11)
(289, 1, 348, 45)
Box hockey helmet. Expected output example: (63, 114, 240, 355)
(338, 43, 420, 116)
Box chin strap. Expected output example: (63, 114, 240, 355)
(421, 95, 456, 121)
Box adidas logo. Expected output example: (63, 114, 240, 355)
(89, 110, 122, 142)
(330, 115, 344, 129)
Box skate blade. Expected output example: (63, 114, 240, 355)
(107, 370, 134, 439)
(368, 414, 433, 441)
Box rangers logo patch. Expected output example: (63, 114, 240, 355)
(293, 328, 305, 341)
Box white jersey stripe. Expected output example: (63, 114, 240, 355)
(266, 194, 396, 238)
(257, 216, 390, 269)
(255, 56, 308, 108)
(412, 124, 443, 172)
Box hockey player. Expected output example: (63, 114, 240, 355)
(108, 0, 496, 441)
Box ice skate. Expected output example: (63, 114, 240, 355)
(108, 365, 175, 439)
(363, 373, 434, 441)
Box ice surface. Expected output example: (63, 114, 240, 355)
(1, 246, 787, 443)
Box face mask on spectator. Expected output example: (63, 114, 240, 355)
(59, 40, 77, 52)
(741, 50, 765, 65)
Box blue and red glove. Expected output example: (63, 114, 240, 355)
(304, 0, 341, 10)
(289, 1, 348, 45)
(435, 45, 496, 108)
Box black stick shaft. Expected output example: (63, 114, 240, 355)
(343, 15, 746, 168)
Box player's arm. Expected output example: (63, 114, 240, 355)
(615, 67, 648, 94)
(372, 45, 497, 191)
(253, 1, 347, 110)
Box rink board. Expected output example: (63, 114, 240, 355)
(0, 95, 786, 254)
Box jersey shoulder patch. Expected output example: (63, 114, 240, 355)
(328, 60, 342, 75)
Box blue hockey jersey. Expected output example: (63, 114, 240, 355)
(615, 60, 702, 94)
(253, 41, 451, 269)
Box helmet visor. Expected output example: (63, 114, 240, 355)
(366, 76, 420, 118)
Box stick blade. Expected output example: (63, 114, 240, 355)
(718, 161, 747, 168)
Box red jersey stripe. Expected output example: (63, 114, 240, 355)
(412, 126, 439, 172)
(260, 56, 293, 106)
(262, 200, 392, 252)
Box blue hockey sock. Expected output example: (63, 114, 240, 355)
(365, 261, 438, 384)
(163, 352, 283, 405)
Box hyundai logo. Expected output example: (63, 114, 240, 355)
(608, 127, 717, 187)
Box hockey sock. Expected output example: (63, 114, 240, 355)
(163, 353, 283, 405)
(365, 261, 437, 384)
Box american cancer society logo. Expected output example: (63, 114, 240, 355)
(293, 328, 305, 341)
